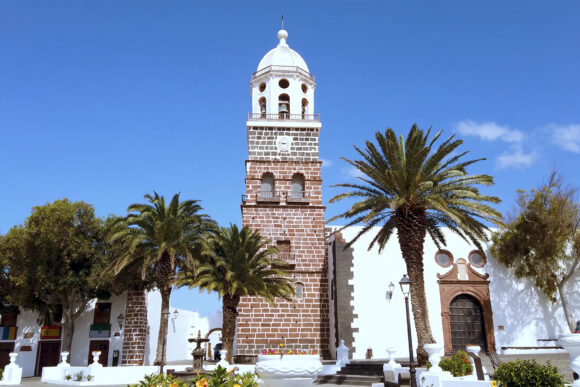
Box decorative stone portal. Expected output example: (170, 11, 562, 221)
(437, 255, 496, 355)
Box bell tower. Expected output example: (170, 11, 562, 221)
(236, 28, 329, 358)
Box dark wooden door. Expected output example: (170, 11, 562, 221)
(36, 341, 61, 376)
(0, 342, 15, 368)
(88, 340, 109, 367)
(449, 294, 486, 352)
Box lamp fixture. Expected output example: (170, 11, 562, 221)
(117, 313, 124, 330)
(399, 274, 411, 298)
(385, 281, 396, 301)
(172, 309, 179, 320)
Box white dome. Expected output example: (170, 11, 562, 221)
(257, 29, 309, 72)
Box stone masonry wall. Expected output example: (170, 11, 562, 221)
(247, 127, 319, 161)
(121, 290, 148, 365)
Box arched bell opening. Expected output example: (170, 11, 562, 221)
(258, 97, 266, 118)
(290, 173, 305, 199)
(278, 94, 290, 118)
(301, 98, 309, 118)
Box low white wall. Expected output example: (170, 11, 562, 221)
(332, 226, 580, 359)
(13, 310, 41, 377)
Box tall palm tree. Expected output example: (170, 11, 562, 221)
(329, 125, 502, 362)
(176, 224, 294, 363)
(109, 192, 214, 366)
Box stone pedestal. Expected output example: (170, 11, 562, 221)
(559, 333, 580, 387)
(256, 354, 322, 387)
(0, 352, 22, 385)
(424, 343, 444, 373)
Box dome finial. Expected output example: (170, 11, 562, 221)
(277, 15, 288, 47)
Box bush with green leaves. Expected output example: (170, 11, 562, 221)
(439, 350, 473, 377)
(193, 366, 258, 387)
(130, 373, 188, 387)
(493, 359, 564, 387)
(0, 368, 3, 380)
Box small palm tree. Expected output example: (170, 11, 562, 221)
(330, 125, 502, 363)
(109, 192, 214, 366)
(176, 224, 294, 363)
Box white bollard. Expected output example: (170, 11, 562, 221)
(217, 350, 229, 368)
(0, 352, 23, 385)
(57, 351, 70, 368)
(336, 340, 350, 367)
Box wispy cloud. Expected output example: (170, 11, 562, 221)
(456, 120, 524, 143)
(320, 158, 333, 167)
(497, 148, 538, 169)
(341, 166, 364, 179)
(549, 124, 580, 153)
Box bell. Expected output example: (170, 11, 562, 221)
(279, 103, 289, 115)
(260, 104, 266, 114)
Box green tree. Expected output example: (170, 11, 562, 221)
(0, 199, 109, 352)
(176, 224, 294, 363)
(491, 172, 580, 331)
(109, 192, 214, 366)
(330, 125, 502, 362)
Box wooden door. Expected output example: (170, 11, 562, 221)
(36, 341, 61, 376)
(449, 294, 486, 352)
(0, 342, 15, 368)
(88, 340, 109, 367)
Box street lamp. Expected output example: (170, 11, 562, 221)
(117, 313, 125, 330)
(385, 281, 396, 301)
(399, 274, 416, 387)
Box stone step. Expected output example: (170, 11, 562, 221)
(315, 374, 384, 386)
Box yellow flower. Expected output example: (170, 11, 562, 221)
(490, 381, 497, 387)
(195, 379, 208, 387)
(234, 385, 241, 387)
(227, 367, 235, 374)
(279, 343, 284, 347)
(169, 383, 178, 387)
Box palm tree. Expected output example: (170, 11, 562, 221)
(176, 224, 294, 363)
(109, 192, 214, 366)
(329, 125, 502, 363)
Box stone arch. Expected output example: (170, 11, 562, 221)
(438, 260, 496, 354)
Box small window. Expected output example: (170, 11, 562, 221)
(301, 83, 308, 93)
(469, 250, 486, 268)
(295, 282, 304, 300)
(261, 173, 275, 198)
(435, 249, 453, 268)
(259, 82, 266, 92)
(93, 303, 112, 325)
(278, 78, 289, 89)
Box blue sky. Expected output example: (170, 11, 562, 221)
(1, 1, 579, 315)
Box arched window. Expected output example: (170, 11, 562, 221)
(261, 173, 275, 198)
(301, 98, 309, 118)
(295, 282, 304, 300)
(259, 97, 266, 118)
(278, 94, 290, 118)
(291, 174, 305, 199)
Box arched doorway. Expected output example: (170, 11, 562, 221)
(449, 294, 486, 352)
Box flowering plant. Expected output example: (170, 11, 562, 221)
(260, 344, 318, 356)
(438, 350, 473, 377)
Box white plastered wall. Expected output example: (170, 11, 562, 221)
(333, 226, 580, 359)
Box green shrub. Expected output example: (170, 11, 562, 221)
(0, 368, 3, 380)
(439, 350, 473, 377)
(493, 359, 563, 387)
(193, 366, 258, 387)
(130, 373, 188, 387)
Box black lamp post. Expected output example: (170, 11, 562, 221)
(399, 274, 417, 387)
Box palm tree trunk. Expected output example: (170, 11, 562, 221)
(222, 294, 240, 364)
(396, 207, 435, 365)
(154, 286, 171, 366)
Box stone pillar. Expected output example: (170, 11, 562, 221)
(121, 290, 148, 365)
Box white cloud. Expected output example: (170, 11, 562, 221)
(497, 148, 538, 169)
(341, 166, 364, 179)
(320, 158, 333, 167)
(456, 120, 524, 143)
(549, 124, 580, 153)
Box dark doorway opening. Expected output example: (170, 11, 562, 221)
(36, 340, 61, 376)
(449, 294, 486, 352)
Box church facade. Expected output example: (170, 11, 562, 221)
(234, 28, 579, 361)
